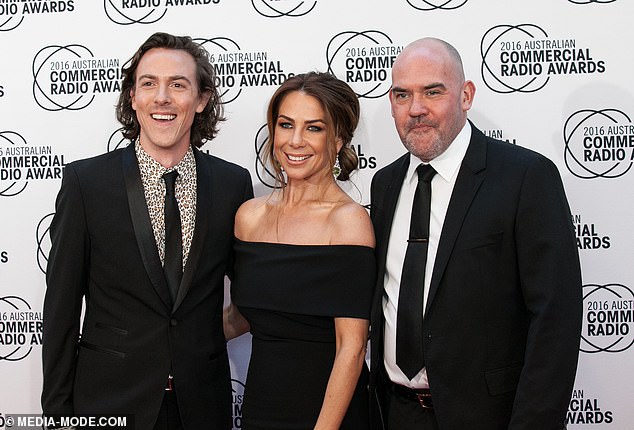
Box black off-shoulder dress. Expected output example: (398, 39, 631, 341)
(232, 239, 376, 430)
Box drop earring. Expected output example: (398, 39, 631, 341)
(332, 155, 341, 179)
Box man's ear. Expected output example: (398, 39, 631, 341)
(462, 80, 476, 111)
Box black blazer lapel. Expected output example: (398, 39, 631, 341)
(425, 124, 487, 313)
(373, 153, 410, 287)
(370, 153, 409, 375)
(173, 147, 211, 312)
(122, 145, 173, 310)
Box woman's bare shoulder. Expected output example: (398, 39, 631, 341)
(235, 195, 273, 239)
(329, 200, 375, 248)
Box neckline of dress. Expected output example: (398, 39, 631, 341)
(234, 237, 374, 250)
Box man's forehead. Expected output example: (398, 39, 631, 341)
(391, 66, 445, 88)
(135, 50, 197, 78)
(392, 56, 456, 88)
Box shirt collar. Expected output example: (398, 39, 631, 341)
(135, 140, 196, 183)
(406, 121, 472, 184)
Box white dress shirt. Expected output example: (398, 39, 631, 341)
(383, 121, 471, 388)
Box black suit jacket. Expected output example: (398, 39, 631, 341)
(42, 144, 253, 429)
(369, 124, 582, 430)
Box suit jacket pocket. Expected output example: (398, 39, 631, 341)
(79, 340, 126, 359)
(485, 364, 522, 396)
(457, 231, 503, 250)
(95, 322, 129, 336)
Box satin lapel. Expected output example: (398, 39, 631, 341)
(122, 145, 172, 310)
(425, 125, 487, 313)
(173, 147, 211, 312)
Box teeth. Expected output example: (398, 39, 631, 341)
(152, 114, 175, 120)
(288, 154, 310, 161)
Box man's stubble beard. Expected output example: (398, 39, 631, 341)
(402, 129, 448, 162)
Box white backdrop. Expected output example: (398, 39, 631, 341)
(1, 1, 632, 429)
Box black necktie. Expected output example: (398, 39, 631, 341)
(163, 170, 182, 302)
(396, 163, 436, 380)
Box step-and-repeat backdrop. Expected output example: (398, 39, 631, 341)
(1, 1, 632, 428)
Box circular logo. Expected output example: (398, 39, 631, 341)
(1, 131, 66, 196)
(563, 109, 633, 179)
(326, 30, 400, 99)
(196, 37, 243, 104)
(32, 44, 97, 111)
(108, 127, 128, 152)
(0, 3, 24, 31)
(103, 0, 167, 25)
(196, 37, 293, 104)
(0, 131, 29, 197)
(254, 124, 280, 189)
(251, 0, 317, 18)
(0, 296, 42, 361)
(1, 1, 74, 30)
(37, 213, 55, 275)
(480, 24, 551, 94)
(231, 378, 245, 429)
(581, 283, 634, 353)
(405, 0, 468, 10)
(32, 45, 121, 111)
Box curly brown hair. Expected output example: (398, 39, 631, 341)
(116, 32, 224, 148)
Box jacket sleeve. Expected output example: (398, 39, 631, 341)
(226, 167, 253, 281)
(41, 163, 89, 416)
(509, 155, 582, 430)
(242, 167, 254, 202)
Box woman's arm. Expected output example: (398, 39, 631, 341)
(313, 199, 374, 428)
(314, 317, 369, 430)
(223, 302, 250, 341)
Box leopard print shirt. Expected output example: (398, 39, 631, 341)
(135, 141, 197, 269)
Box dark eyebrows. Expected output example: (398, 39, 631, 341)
(277, 114, 326, 124)
(391, 82, 447, 92)
(137, 74, 193, 85)
(424, 82, 446, 91)
(277, 114, 294, 123)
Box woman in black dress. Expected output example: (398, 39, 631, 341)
(225, 72, 376, 429)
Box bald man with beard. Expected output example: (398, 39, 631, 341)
(369, 37, 582, 430)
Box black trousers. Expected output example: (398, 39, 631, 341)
(153, 390, 183, 430)
(386, 385, 439, 430)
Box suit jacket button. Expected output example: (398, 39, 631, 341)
(170, 319, 178, 327)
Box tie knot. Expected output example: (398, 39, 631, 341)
(416, 164, 436, 183)
(163, 170, 179, 194)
